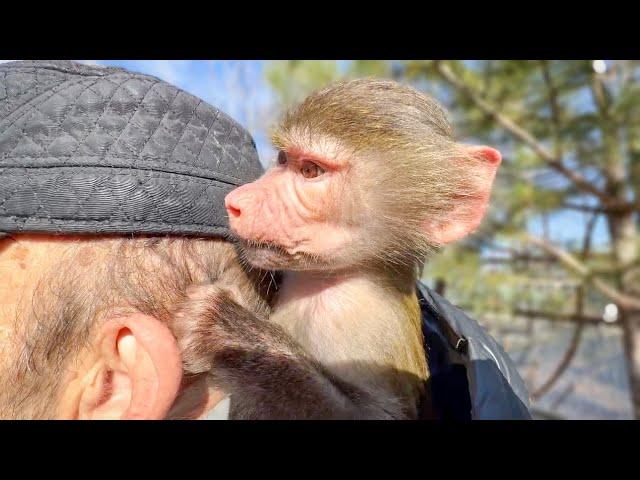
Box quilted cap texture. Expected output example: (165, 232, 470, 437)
(0, 60, 264, 237)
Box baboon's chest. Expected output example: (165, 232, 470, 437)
(271, 274, 421, 373)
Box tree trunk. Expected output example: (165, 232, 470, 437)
(621, 309, 640, 418)
(595, 72, 640, 417)
(609, 208, 639, 417)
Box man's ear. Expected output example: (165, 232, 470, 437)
(64, 313, 183, 420)
(424, 145, 502, 245)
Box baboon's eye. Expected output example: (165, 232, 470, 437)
(300, 160, 325, 179)
(277, 151, 288, 165)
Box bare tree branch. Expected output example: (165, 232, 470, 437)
(560, 201, 630, 214)
(513, 308, 614, 327)
(531, 213, 598, 400)
(483, 254, 558, 264)
(525, 234, 640, 310)
(531, 322, 583, 401)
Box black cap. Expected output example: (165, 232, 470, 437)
(0, 60, 263, 237)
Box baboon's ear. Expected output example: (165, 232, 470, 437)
(423, 145, 501, 245)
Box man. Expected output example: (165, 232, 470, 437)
(0, 60, 531, 419)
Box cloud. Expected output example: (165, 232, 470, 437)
(2, 60, 106, 67)
(97, 60, 191, 90)
(146, 60, 184, 85)
(121, 60, 188, 86)
(76, 60, 105, 67)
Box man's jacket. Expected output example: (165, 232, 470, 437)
(418, 281, 532, 419)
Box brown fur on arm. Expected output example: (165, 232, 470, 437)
(172, 284, 406, 420)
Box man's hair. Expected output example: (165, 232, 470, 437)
(0, 236, 269, 419)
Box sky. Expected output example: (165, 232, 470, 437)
(0, 59, 610, 248)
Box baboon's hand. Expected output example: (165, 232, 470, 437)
(171, 284, 352, 418)
(173, 283, 400, 419)
(174, 283, 303, 365)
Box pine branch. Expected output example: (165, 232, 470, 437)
(433, 61, 639, 213)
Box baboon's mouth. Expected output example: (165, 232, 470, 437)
(236, 238, 291, 256)
(233, 238, 329, 271)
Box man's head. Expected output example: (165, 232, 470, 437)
(0, 234, 269, 419)
(0, 61, 265, 418)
